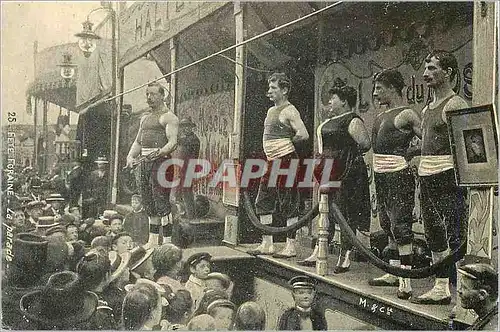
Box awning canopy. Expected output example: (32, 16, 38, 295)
(26, 43, 81, 110)
(26, 72, 77, 110)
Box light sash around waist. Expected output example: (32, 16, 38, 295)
(141, 147, 158, 156)
(373, 154, 408, 173)
(263, 138, 295, 161)
(418, 155, 454, 176)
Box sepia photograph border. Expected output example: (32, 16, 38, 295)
(446, 104, 499, 187)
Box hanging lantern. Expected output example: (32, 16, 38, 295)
(75, 20, 101, 58)
(57, 53, 77, 81)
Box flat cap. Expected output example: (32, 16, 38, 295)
(458, 263, 498, 293)
(186, 252, 212, 267)
(288, 275, 316, 289)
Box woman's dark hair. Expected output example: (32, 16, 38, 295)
(76, 251, 110, 291)
(328, 78, 358, 108)
(163, 288, 193, 324)
(122, 283, 159, 330)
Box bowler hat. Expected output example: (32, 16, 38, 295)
(288, 275, 316, 289)
(6, 233, 48, 288)
(20, 271, 98, 328)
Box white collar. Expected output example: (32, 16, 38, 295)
(188, 275, 206, 287)
(296, 306, 311, 313)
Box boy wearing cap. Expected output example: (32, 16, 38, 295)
(123, 194, 149, 245)
(111, 232, 134, 255)
(278, 275, 327, 330)
(207, 299, 236, 330)
(457, 263, 498, 330)
(107, 214, 124, 238)
(184, 252, 212, 311)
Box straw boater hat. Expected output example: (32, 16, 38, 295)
(95, 156, 109, 164)
(108, 250, 132, 284)
(129, 246, 155, 271)
(45, 193, 65, 202)
(20, 271, 98, 328)
(26, 200, 45, 210)
(36, 216, 60, 229)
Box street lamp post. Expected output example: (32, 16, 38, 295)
(75, 5, 119, 205)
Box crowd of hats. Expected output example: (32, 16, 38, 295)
(2, 164, 325, 331)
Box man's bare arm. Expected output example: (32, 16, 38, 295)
(442, 96, 468, 123)
(283, 106, 309, 142)
(159, 112, 179, 156)
(126, 127, 143, 167)
(396, 108, 422, 139)
(347, 118, 371, 153)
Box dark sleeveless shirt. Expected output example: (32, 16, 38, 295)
(372, 107, 414, 156)
(320, 112, 361, 160)
(140, 112, 168, 148)
(421, 95, 456, 156)
(262, 104, 296, 141)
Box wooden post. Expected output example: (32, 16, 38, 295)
(231, 1, 245, 161)
(170, 38, 177, 115)
(33, 41, 38, 171)
(223, 1, 246, 245)
(42, 101, 48, 173)
(454, 2, 498, 327)
(33, 98, 38, 170)
(316, 193, 329, 275)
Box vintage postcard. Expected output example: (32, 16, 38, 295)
(1, 1, 498, 331)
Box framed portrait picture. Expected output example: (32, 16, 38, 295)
(446, 104, 499, 187)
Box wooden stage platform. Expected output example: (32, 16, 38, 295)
(184, 243, 464, 330)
